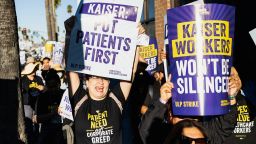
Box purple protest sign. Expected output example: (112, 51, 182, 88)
(167, 4, 235, 116)
(139, 37, 158, 75)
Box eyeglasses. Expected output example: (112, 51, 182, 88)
(181, 135, 209, 144)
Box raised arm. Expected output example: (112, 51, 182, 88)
(228, 66, 242, 105)
(119, 23, 146, 100)
(203, 66, 242, 143)
(68, 72, 80, 96)
(120, 47, 139, 100)
(64, 16, 81, 96)
(139, 75, 174, 143)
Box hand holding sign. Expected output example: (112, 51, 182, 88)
(228, 67, 242, 101)
(64, 16, 76, 35)
(160, 74, 174, 103)
(66, 0, 143, 80)
(160, 50, 167, 61)
(137, 22, 145, 35)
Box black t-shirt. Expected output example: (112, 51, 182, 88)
(73, 83, 125, 144)
(22, 75, 44, 109)
(224, 94, 256, 144)
(36, 89, 64, 123)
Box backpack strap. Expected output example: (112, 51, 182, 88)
(74, 94, 88, 117)
(109, 92, 123, 114)
(62, 123, 74, 144)
(63, 92, 88, 144)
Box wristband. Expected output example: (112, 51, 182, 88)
(228, 95, 236, 100)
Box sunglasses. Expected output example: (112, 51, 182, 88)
(181, 135, 209, 144)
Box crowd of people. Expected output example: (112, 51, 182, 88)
(19, 17, 256, 144)
(21, 56, 67, 144)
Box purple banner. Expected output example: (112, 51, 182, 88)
(167, 4, 235, 116)
(80, 3, 138, 22)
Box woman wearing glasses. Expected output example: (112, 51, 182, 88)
(139, 67, 241, 144)
(164, 119, 209, 144)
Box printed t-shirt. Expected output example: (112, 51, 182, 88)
(224, 94, 256, 144)
(73, 83, 125, 144)
(22, 75, 44, 107)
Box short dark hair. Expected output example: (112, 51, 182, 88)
(43, 57, 50, 61)
(82, 74, 92, 80)
(45, 69, 60, 84)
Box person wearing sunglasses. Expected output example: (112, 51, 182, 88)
(164, 119, 209, 144)
(139, 67, 241, 144)
(63, 15, 142, 144)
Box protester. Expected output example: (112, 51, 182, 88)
(224, 91, 256, 144)
(224, 67, 256, 144)
(139, 67, 241, 144)
(53, 64, 67, 90)
(141, 63, 165, 115)
(123, 48, 166, 144)
(21, 63, 44, 144)
(140, 50, 167, 117)
(164, 119, 210, 144)
(41, 57, 51, 80)
(33, 69, 65, 144)
(64, 16, 140, 144)
(123, 60, 153, 144)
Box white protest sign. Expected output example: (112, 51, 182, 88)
(52, 42, 64, 64)
(249, 28, 256, 46)
(38, 46, 45, 58)
(66, 0, 143, 81)
(163, 15, 169, 80)
(20, 51, 26, 65)
(59, 89, 73, 121)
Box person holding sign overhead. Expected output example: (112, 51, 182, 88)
(139, 67, 241, 144)
(64, 11, 143, 143)
(164, 119, 210, 144)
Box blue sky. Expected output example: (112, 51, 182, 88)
(15, 0, 78, 42)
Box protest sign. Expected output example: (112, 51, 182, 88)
(167, 4, 235, 115)
(66, 0, 143, 81)
(20, 50, 26, 65)
(139, 37, 158, 75)
(45, 41, 55, 58)
(249, 28, 256, 46)
(52, 42, 64, 64)
(59, 89, 73, 121)
(38, 46, 45, 59)
(163, 15, 169, 80)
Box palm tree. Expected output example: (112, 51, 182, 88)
(67, 4, 73, 15)
(45, 0, 61, 41)
(0, 0, 25, 143)
(55, 0, 61, 8)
